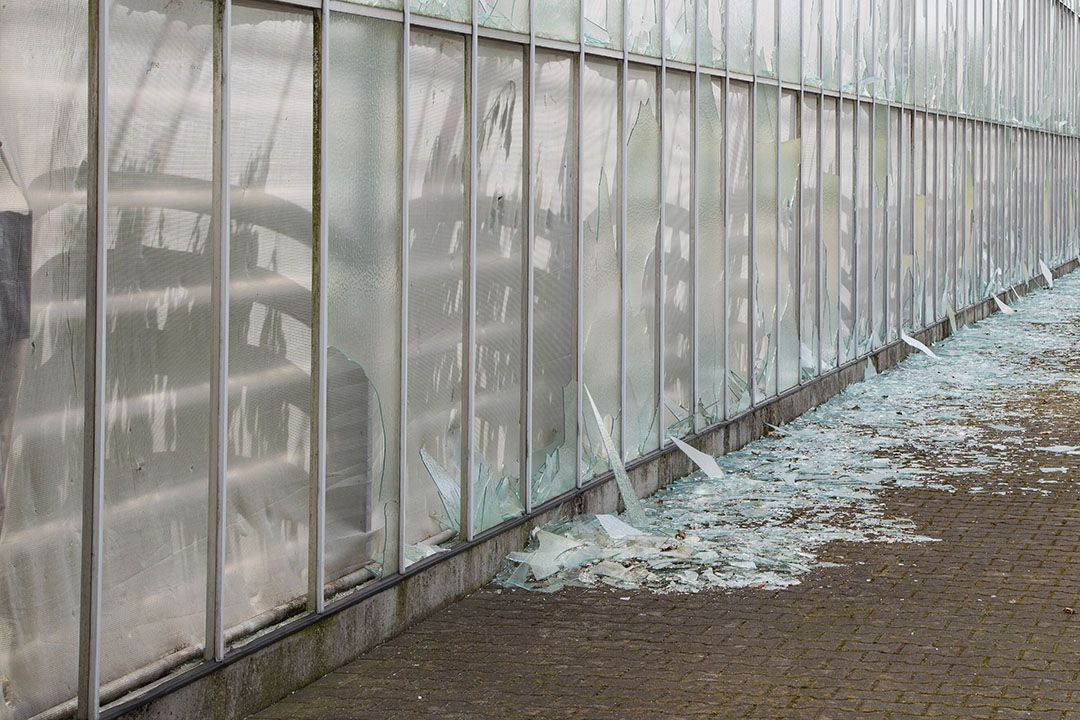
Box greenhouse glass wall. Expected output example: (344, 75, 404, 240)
(2, 0, 1080, 717)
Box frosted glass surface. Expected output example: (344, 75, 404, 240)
(665, 0, 695, 62)
(326, 13, 402, 583)
(856, 102, 872, 355)
(532, 51, 577, 504)
(536, 0, 580, 42)
(753, 85, 778, 402)
(727, 82, 752, 414)
(697, 77, 726, 426)
(412, 0, 470, 23)
(580, 59, 621, 479)
(801, 95, 820, 380)
(779, 0, 802, 83)
(699, 0, 726, 68)
(405, 30, 466, 551)
(875, 0, 890, 100)
(627, 0, 661, 56)
(822, 0, 839, 89)
(341, 0, 402, 7)
(821, 98, 841, 368)
(940, 117, 953, 312)
(584, 0, 623, 50)
(887, 107, 900, 340)
(913, 112, 926, 328)
(858, 0, 871, 96)
(728, 0, 754, 73)
(103, 0, 211, 685)
(479, 0, 529, 32)
(474, 41, 525, 532)
(901, 111, 914, 330)
(840, 0, 857, 92)
(755, 0, 778, 77)
(778, 91, 800, 392)
(624, 66, 660, 460)
(872, 104, 888, 346)
(803, 0, 823, 85)
(663, 72, 693, 438)
(934, 115, 946, 318)
(226, 3, 313, 632)
(839, 100, 856, 362)
(0, 1, 86, 715)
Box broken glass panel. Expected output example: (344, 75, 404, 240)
(755, 0, 777, 77)
(886, 106, 901, 341)
(663, 72, 693, 439)
(856, 101, 873, 355)
(821, 98, 841, 369)
(727, 0, 753, 74)
(803, 0, 822, 86)
(778, 91, 800, 393)
(913, 112, 927, 329)
(698, 0, 726, 68)
(779, 0, 801, 84)
(532, 50, 578, 505)
(901, 110, 914, 331)
(474, 40, 526, 532)
(627, 0, 661, 56)
(727, 82, 752, 414)
(411, 0, 470, 23)
(840, 0, 857, 92)
(696, 77, 725, 427)
(664, 0, 694, 63)
(839, 99, 856, 362)
(624, 65, 660, 461)
(801, 95, 820, 380)
(478, 0, 529, 32)
(404, 30, 466, 556)
(873, 103, 888, 347)
(584, 0, 623, 50)
(581, 58, 621, 479)
(535, 0, 579, 42)
(821, 0, 839, 90)
(753, 85, 778, 402)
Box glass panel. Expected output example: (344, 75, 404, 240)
(412, 0, 470, 23)
(872, 103, 888, 347)
(803, 0, 822, 86)
(531, 50, 577, 504)
(778, 90, 800, 392)
(801, 94, 820, 380)
(886, 106, 900, 340)
(341, 0, 402, 8)
(580, 58, 620, 479)
(584, 0, 623, 50)
(858, 0, 872, 96)
(913, 111, 926, 328)
(536, 0, 580, 42)
(727, 81, 752, 414)
(225, 2, 313, 632)
(404, 29, 466, 560)
(474, 41, 525, 532)
(821, 97, 841, 368)
(822, 0, 839, 89)
(935, 114, 946, 318)
(627, 0, 661, 56)
(663, 72, 692, 439)
(840, 0, 857, 92)
(697, 76, 725, 426)
(0, 1, 86, 714)
(624, 65, 660, 461)
(102, 0, 212, 685)
(962, 121, 975, 307)
(901, 110, 914, 331)
(728, 0, 753, 74)
(856, 102, 872, 355)
(755, 0, 777, 77)
(699, 0, 726, 68)
(874, 0, 889, 100)
(779, 0, 801, 84)
(839, 99, 856, 362)
(665, 0, 694, 63)
(479, 0, 529, 32)
(326, 13, 402, 587)
(753, 85, 777, 402)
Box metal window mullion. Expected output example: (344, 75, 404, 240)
(574, 0, 585, 489)
(463, 1, 479, 543)
(521, 0, 536, 513)
(657, 2, 667, 450)
(816, 89, 824, 375)
(774, 0, 781, 397)
(690, 0, 701, 431)
(722, 0, 731, 420)
(619, 0, 628, 458)
(203, 0, 230, 667)
(396, 1, 411, 575)
(78, 0, 108, 717)
(749, 0, 757, 406)
(308, 0, 330, 617)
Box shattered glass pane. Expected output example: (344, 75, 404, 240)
(801, 94, 820, 381)
(821, 98, 841, 369)
(727, 82, 752, 415)
(802, 0, 822, 86)
(778, 91, 800, 393)
(839, 99, 856, 362)
(664, 0, 694, 63)
(755, 0, 777, 77)
(821, 0, 839, 90)
(873, 103, 888, 347)
(698, 0, 725, 68)
(535, 0, 579, 42)
(626, 0, 661, 57)
(584, 0, 623, 50)
(696, 77, 725, 427)
(779, 0, 801, 84)
(856, 101, 872, 356)
(478, 0, 529, 32)
(727, 0, 753, 74)
(753, 85, 778, 403)
(411, 0, 470, 23)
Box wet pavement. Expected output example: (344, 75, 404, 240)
(253, 276, 1080, 720)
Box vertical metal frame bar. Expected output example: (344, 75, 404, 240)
(308, 0, 330, 616)
(722, 0, 731, 419)
(463, 0, 479, 542)
(204, 0, 230, 666)
(79, 0, 108, 716)
(397, 0, 411, 574)
(748, 0, 757, 405)
(521, 0, 536, 513)
(619, 0, 628, 457)
(575, 0, 585, 489)
(690, 0, 701, 430)
(815, 0, 825, 377)
(869, 0, 877, 349)
(774, 0, 782, 396)
(657, 0, 668, 449)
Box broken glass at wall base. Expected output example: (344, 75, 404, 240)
(499, 270, 1080, 594)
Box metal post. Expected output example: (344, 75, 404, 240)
(657, 0, 667, 449)
(308, 0, 330, 616)
(463, 0, 478, 542)
(619, 0, 628, 458)
(690, 0, 700, 430)
(722, 0, 730, 419)
(748, 0, 757, 405)
(575, 0, 585, 489)
(397, 1, 411, 573)
(78, 0, 108, 716)
(521, 0, 536, 513)
(774, 0, 781, 397)
(204, 0, 230, 666)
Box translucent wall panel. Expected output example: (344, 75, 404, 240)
(624, 65, 660, 461)
(699, 0, 726, 68)
(581, 58, 621, 478)
(627, 0, 662, 56)
(913, 113, 926, 327)
(343, 0, 402, 8)
(778, 91, 800, 392)
(102, 0, 211, 686)
(840, 0, 857, 92)
(0, 1, 86, 715)
(886, 106, 900, 340)
(326, 13, 401, 584)
(934, 114, 946, 318)
(532, 51, 577, 504)
(474, 41, 525, 532)
(801, 95, 820, 380)
(728, 82, 752, 413)
(479, 0, 528, 32)
(872, 104, 887, 346)
(839, 99, 856, 362)
(697, 77, 726, 425)
(821, 98, 841, 368)
(665, 0, 695, 62)
(756, 0, 778, 77)
(663, 72, 693, 438)
(225, 2, 313, 632)
(536, 0, 579, 42)
(858, 0, 871, 96)
(804, 0, 823, 85)
(404, 30, 466, 557)
(584, 0, 623, 50)
(412, 0, 470, 23)
(901, 110, 914, 330)
(780, 0, 802, 84)
(822, 0, 839, 89)
(855, 102, 872, 355)
(753, 85, 778, 402)
(873, 0, 889, 100)
(728, 0, 754, 73)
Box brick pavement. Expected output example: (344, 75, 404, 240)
(254, 352, 1080, 719)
